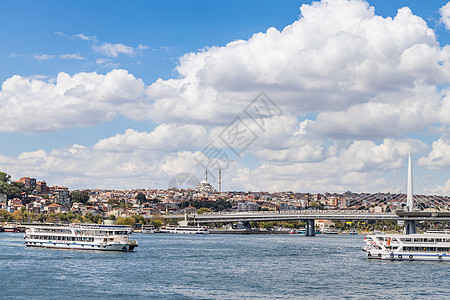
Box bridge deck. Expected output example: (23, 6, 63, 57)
(163, 211, 450, 223)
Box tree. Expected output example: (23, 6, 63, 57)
(0, 180, 28, 199)
(197, 207, 212, 214)
(0, 172, 11, 183)
(12, 210, 25, 222)
(116, 217, 135, 225)
(0, 209, 12, 222)
(152, 219, 162, 228)
(135, 193, 147, 205)
(131, 214, 145, 224)
(70, 190, 90, 204)
(107, 198, 119, 205)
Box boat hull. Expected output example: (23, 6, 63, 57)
(24, 240, 136, 251)
(380, 252, 450, 261)
(160, 230, 209, 234)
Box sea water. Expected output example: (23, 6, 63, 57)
(1, 232, 449, 299)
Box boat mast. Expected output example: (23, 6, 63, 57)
(406, 153, 413, 212)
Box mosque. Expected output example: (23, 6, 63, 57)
(194, 169, 221, 194)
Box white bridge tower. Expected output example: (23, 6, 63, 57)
(404, 153, 416, 234)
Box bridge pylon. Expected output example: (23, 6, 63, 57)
(305, 219, 315, 236)
(404, 153, 416, 235)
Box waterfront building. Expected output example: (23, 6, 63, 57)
(50, 186, 70, 206)
(19, 177, 37, 189)
(238, 201, 260, 212)
(36, 181, 50, 194)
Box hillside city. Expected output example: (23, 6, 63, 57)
(1, 171, 449, 228)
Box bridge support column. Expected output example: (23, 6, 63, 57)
(404, 220, 416, 235)
(305, 219, 315, 236)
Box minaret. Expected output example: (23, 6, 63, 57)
(406, 153, 413, 212)
(219, 169, 222, 192)
(205, 169, 208, 181)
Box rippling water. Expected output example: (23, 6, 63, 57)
(1, 232, 449, 299)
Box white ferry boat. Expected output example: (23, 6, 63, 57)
(24, 223, 138, 251)
(363, 232, 450, 261)
(142, 225, 156, 234)
(159, 225, 209, 234)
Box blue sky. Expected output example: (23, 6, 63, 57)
(0, 0, 449, 194)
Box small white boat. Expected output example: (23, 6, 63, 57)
(322, 228, 338, 234)
(159, 225, 209, 234)
(142, 225, 155, 234)
(3, 223, 19, 233)
(24, 223, 138, 251)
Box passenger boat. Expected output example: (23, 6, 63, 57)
(363, 232, 450, 261)
(24, 223, 138, 251)
(142, 225, 155, 234)
(322, 228, 338, 234)
(159, 225, 209, 234)
(3, 223, 19, 232)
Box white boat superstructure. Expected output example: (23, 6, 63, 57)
(159, 225, 209, 234)
(24, 223, 138, 251)
(363, 233, 450, 261)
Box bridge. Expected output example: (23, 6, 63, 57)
(181, 154, 447, 236)
(177, 210, 450, 236)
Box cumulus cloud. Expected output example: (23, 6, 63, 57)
(0, 69, 149, 133)
(3, 0, 450, 193)
(93, 43, 135, 57)
(441, 2, 450, 30)
(0, 126, 428, 192)
(299, 86, 448, 139)
(93, 125, 209, 152)
(240, 138, 428, 192)
(418, 131, 450, 169)
(146, 0, 448, 130)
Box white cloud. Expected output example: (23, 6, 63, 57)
(73, 33, 96, 41)
(0, 70, 148, 133)
(146, 0, 448, 129)
(440, 2, 450, 30)
(60, 53, 85, 60)
(93, 125, 209, 153)
(239, 138, 428, 192)
(137, 44, 149, 50)
(93, 43, 135, 57)
(32, 53, 85, 60)
(0, 128, 424, 192)
(299, 85, 447, 139)
(3, 0, 450, 193)
(418, 131, 450, 169)
(33, 54, 57, 60)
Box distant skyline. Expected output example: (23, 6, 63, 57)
(0, 0, 449, 194)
